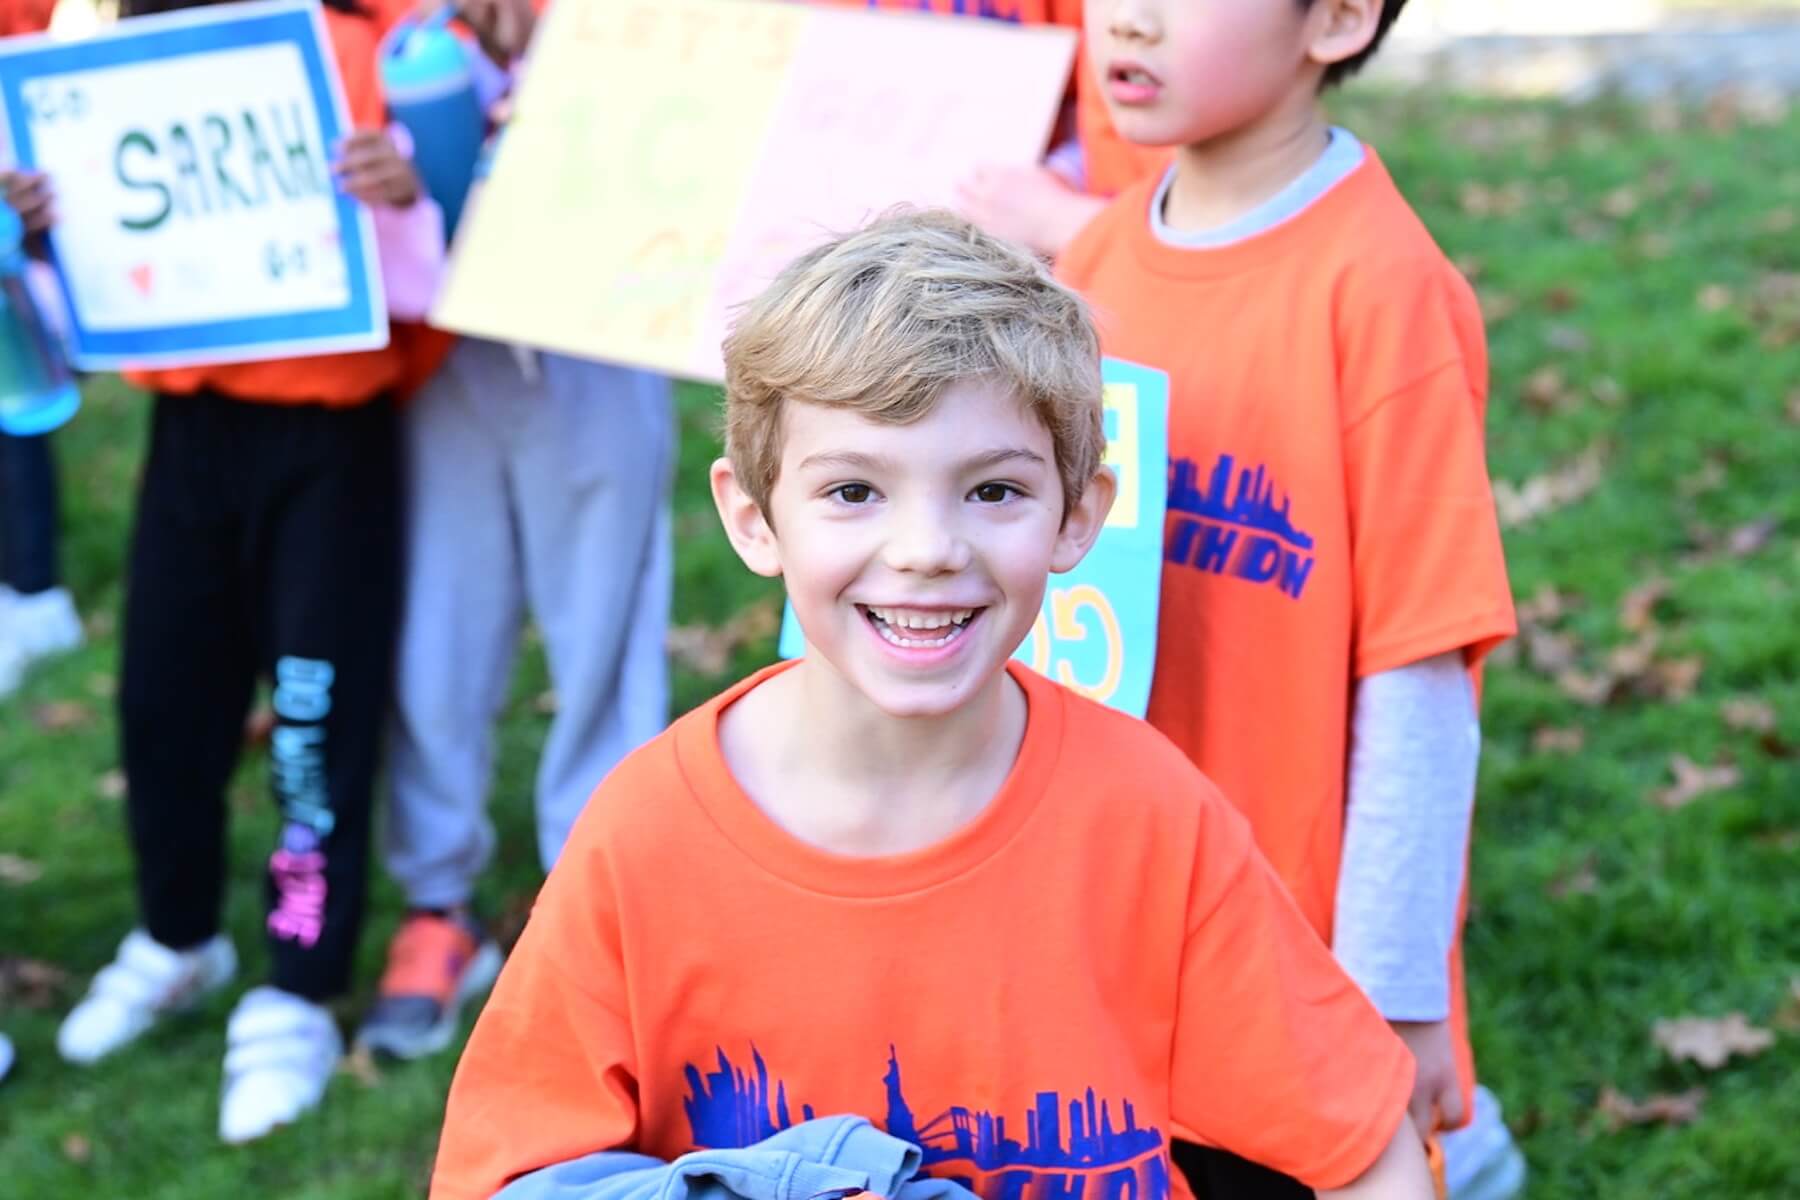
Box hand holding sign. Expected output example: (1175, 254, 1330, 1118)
(0, 168, 53, 235)
(333, 129, 421, 209)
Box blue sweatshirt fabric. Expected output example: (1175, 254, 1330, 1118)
(491, 1115, 981, 1200)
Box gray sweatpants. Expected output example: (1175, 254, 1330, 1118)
(383, 339, 674, 908)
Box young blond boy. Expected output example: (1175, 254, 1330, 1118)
(1056, 2, 1519, 1196)
(429, 211, 1433, 1200)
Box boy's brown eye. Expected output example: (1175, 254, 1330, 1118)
(835, 483, 873, 504)
(973, 483, 1015, 503)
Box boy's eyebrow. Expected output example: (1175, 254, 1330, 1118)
(796, 447, 1049, 473)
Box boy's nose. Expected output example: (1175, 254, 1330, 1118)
(1106, 0, 1159, 43)
(881, 507, 972, 576)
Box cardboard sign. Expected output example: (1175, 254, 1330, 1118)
(432, 0, 1075, 381)
(779, 357, 1170, 717)
(0, 0, 386, 369)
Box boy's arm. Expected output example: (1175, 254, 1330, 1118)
(1334, 652, 1478, 1134)
(431, 837, 640, 1200)
(1319, 1119, 1436, 1200)
(1170, 784, 1428, 1193)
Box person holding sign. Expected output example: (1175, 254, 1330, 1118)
(352, 0, 676, 1066)
(428, 210, 1434, 1200)
(49, 0, 434, 1146)
(1056, 2, 1519, 1197)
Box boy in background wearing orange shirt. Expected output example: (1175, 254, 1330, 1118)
(430, 211, 1434, 1200)
(1056, 3, 1521, 1198)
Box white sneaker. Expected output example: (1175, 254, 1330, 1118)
(2, 585, 83, 664)
(57, 930, 237, 1064)
(219, 986, 342, 1144)
(1442, 1085, 1529, 1200)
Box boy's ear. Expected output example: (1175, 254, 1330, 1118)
(1305, 0, 1382, 70)
(710, 456, 784, 579)
(1051, 467, 1117, 574)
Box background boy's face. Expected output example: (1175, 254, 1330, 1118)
(725, 382, 1107, 719)
(1086, 0, 1325, 148)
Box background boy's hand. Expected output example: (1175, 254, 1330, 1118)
(1390, 1019, 1466, 1138)
(334, 131, 422, 209)
(1, 169, 56, 236)
(437, 0, 536, 66)
(954, 163, 1105, 259)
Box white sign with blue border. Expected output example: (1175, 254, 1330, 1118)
(779, 356, 1170, 717)
(0, 0, 386, 369)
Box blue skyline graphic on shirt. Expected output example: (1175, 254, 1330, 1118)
(1166, 454, 1314, 550)
(684, 1046, 1169, 1200)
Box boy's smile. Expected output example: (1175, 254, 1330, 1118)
(714, 378, 1111, 721)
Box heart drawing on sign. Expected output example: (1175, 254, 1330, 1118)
(127, 264, 153, 297)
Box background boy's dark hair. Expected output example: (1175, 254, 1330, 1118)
(1309, 0, 1409, 88)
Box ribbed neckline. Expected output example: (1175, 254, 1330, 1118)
(674, 660, 1065, 899)
(1114, 147, 1389, 281)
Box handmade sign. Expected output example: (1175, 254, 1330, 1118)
(779, 358, 1170, 717)
(432, 0, 1075, 381)
(0, 0, 385, 368)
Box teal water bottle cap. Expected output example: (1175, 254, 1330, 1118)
(381, 7, 472, 96)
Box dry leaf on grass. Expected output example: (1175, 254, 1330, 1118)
(533, 689, 559, 716)
(85, 673, 116, 700)
(339, 1045, 384, 1088)
(1546, 854, 1599, 898)
(1596, 1086, 1706, 1130)
(1516, 584, 1572, 627)
(667, 599, 783, 677)
(1524, 628, 1581, 674)
(61, 1133, 92, 1164)
(1774, 980, 1800, 1034)
(1522, 366, 1575, 413)
(1533, 726, 1586, 755)
(1619, 578, 1670, 633)
(1556, 669, 1616, 707)
(1494, 447, 1605, 528)
(0, 956, 72, 1008)
(1697, 284, 1733, 313)
(96, 769, 127, 801)
(1652, 756, 1742, 810)
(1722, 698, 1777, 734)
(1653, 1013, 1776, 1070)
(32, 700, 93, 732)
(1651, 657, 1704, 702)
(0, 853, 44, 885)
(1787, 389, 1800, 425)
(1725, 517, 1780, 559)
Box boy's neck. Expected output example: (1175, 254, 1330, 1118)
(719, 659, 1028, 859)
(1163, 93, 1332, 235)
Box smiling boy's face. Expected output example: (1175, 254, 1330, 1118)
(714, 380, 1113, 719)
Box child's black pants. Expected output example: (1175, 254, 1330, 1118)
(119, 390, 399, 1001)
(0, 430, 61, 594)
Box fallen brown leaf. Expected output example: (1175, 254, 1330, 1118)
(242, 706, 276, 747)
(85, 673, 116, 700)
(1677, 458, 1727, 498)
(1651, 657, 1704, 702)
(1764, 208, 1797, 235)
(97, 769, 127, 801)
(1725, 517, 1779, 559)
(1653, 1012, 1776, 1070)
(1556, 669, 1616, 707)
(1774, 979, 1800, 1034)
(0, 956, 72, 1008)
(1546, 854, 1599, 898)
(1753, 829, 1799, 851)
(32, 700, 94, 732)
(1601, 186, 1640, 219)
(1494, 447, 1605, 529)
(1543, 285, 1580, 313)
(533, 689, 559, 716)
(1619, 578, 1670, 633)
(1516, 584, 1571, 627)
(1786, 389, 1800, 425)
(1533, 726, 1586, 755)
(1544, 325, 1593, 355)
(1524, 628, 1581, 675)
(1523, 365, 1574, 413)
(666, 598, 783, 677)
(339, 1045, 384, 1088)
(61, 1133, 92, 1164)
(1697, 284, 1733, 313)
(1652, 755, 1742, 810)
(1596, 1086, 1706, 1130)
(1607, 631, 1661, 679)
(0, 853, 43, 886)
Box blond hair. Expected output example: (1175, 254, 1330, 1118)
(722, 209, 1104, 520)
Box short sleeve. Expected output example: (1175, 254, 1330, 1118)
(430, 806, 641, 1200)
(1169, 789, 1414, 1191)
(1341, 266, 1515, 678)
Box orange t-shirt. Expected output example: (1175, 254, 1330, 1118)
(432, 662, 1413, 1200)
(1055, 150, 1516, 1101)
(0, 0, 51, 36)
(123, 5, 407, 407)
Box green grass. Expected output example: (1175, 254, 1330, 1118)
(3, 93, 1798, 1196)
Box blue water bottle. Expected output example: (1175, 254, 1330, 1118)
(380, 6, 486, 236)
(0, 206, 79, 437)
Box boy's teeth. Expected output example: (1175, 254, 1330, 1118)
(869, 607, 973, 630)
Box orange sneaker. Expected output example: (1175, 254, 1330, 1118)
(354, 911, 502, 1059)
